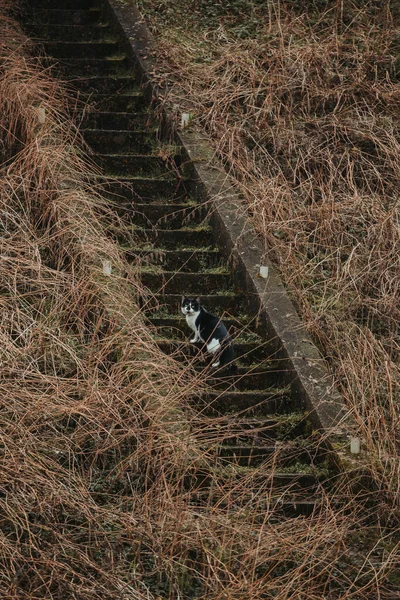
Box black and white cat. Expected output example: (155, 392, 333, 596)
(181, 296, 237, 371)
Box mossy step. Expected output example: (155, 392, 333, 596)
(84, 130, 159, 155)
(189, 490, 317, 518)
(95, 154, 181, 177)
(194, 388, 296, 416)
(24, 9, 101, 26)
(140, 270, 232, 295)
(135, 248, 222, 271)
(28, 0, 99, 8)
(86, 93, 149, 114)
(72, 78, 140, 96)
(156, 339, 274, 365)
(28, 24, 112, 43)
(81, 112, 154, 131)
(184, 468, 319, 494)
(197, 414, 310, 444)
(95, 176, 189, 202)
(147, 293, 247, 314)
(129, 203, 208, 229)
(42, 41, 120, 59)
(216, 442, 324, 468)
(133, 227, 215, 249)
(195, 364, 288, 390)
(50, 57, 133, 78)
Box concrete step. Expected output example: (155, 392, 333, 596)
(28, 23, 113, 43)
(48, 57, 133, 78)
(81, 111, 154, 131)
(135, 248, 222, 271)
(94, 153, 181, 177)
(132, 227, 215, 249)
(129, 203, 208, 229)
(83, 129, 159, 154)
(140, 270, 232, 294)
(85, 93, 148, 113)
(191, 363, 288, 390)
(96, 176, 189, 202)
(184, 468, 319, 494)
(192, 388, 297, 416)
(216, 442, 324, 468)
(42, 41, 120, 59)
(29, 0, 99, 8)
(24, 9, 102, 26)
(194, 414, 310, 444)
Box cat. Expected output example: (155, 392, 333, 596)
(181, 296, 237, 371)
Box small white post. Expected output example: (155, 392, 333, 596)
(350, 437, 361, 454)
(259, 265, 269, 279)
(37, 107, 46, 124)
(181, 113, 190, 128)
(102, 260, 112, 276)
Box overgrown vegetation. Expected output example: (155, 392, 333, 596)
(137, 0, 400, 499)
(0, 1, 398, 598)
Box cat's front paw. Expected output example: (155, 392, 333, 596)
(190, 337, 198, 343)
(212, 361, 220, 368)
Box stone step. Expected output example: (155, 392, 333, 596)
(135, 248, 222, 271)
(216, 442, 324, 468)
(190, 362, 288, 390)
(140, 270, 232, 295)
(24, 9, 102, 26)
(128, 203, 208, 229)
(42, 41, 120, 59)
(81, 111, 154, 131)
(72, 78, 140, 97)
(96, 176, 189, 202)
(47, 57, 133, 78)
(194, 414, 310, 444)
(158, 340, 276, 367)
(29, 0, 99, 8)
(28, 23, 113, 43)
(94, 153, 181, 177)
(132, 227, 215, 249)
(84, 129, 159, 155)
(189, 489, 317, 518)
(85, 93, 148, 113)
(184, 468, 319, 494)
(192, 388, 297, 416)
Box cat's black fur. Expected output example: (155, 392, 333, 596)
(181, 296, 237, 371)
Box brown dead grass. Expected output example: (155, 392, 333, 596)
(138, 0, 400, 499)
(0, 1, 398, 598)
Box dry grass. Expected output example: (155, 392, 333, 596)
(138, 0, 400, 498)
(0, 1, 398, 598)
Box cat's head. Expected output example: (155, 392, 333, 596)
(181, 296, 200, 315)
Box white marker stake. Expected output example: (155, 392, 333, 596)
(259, 265, 269, 279)
(350, 438, 361, 454)
(103, 260, 112, 276)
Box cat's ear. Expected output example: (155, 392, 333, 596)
(181, 295, 186, 303)
(196, 297, 200, 304)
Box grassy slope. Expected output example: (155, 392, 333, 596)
(136, 0, 400, 497)
(0, 1, 398, 598)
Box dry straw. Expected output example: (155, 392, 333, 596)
(0, 1, 398, 598)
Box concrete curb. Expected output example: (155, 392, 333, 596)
(104, 0, 362, 462)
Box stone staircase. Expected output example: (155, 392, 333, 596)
(23, 0, 336, 522)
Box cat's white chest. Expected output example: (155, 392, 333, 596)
(186, 312, 203, 341)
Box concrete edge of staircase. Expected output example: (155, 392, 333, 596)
(104, 0, 365, 467)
